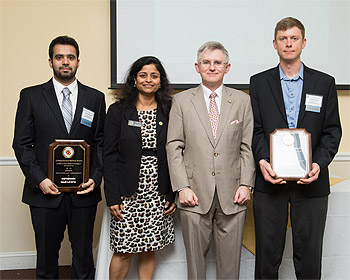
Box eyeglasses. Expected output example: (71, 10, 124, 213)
(199, 60, 228, 69)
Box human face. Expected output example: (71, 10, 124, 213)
(134, 64, 161, 96)
(48, 44, 80, 85)
(195, 49, 230, 91)
(273, 26, 306, 64)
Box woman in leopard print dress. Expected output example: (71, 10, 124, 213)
(104, 56, 176, 280)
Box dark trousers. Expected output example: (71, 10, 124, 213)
(30, 193, 97, 279)
(253, 184, 328, 280)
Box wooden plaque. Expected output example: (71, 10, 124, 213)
(48, 140, 90, 192)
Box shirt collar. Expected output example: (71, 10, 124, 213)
(279, 62, 304, 81)
(52, 77, 78, 96)
(201, 83, 223, 100)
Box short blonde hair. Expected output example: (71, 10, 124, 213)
(274, 17, 305, 40)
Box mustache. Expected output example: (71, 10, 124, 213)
(59, 66, 72, 70)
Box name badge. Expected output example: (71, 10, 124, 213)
(128, 120, 142, 127)
(80, 107, 95, 127)
(305, 94, 323, 113)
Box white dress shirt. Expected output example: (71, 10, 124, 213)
(52, 77, 78, 118)
(201, 83, 223, 114)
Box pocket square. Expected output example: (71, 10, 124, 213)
(230, 120, 240, 124)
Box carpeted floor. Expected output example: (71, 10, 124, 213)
(0, 266, 71, 279)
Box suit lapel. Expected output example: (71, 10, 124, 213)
(41, 80, 67, 133)
(268, 67, 288, 123)
(156, 108, 167, 141)
(297, 65, 316, 127)
(191, 86, 215, 147)
(215, 86, 233, 146)
(70, 81, 86, 134)
(125, 108, 142, 141)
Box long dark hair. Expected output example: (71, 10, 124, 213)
(117, 56, 172, 116)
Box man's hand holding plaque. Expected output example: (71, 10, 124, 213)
(77, 178, 96, 194)
(259, 159, 287, 185)
(38, 178, 61, 195)
(297, 162, 320, 185)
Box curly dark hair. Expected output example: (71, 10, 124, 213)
(117, 56, 172, 116)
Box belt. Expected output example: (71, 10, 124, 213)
(142, 149, 157, 156)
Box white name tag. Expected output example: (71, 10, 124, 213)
(305, 94, 323, 113)
(128, 120, 142, 127)
(80, 107, 95, 127)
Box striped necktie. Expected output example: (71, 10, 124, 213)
(62, 87, 73, 133)
(209, 92, 219, 140)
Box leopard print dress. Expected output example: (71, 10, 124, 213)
(110, 109, 175, 253)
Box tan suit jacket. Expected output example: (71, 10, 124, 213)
(166, 85, 255, 215)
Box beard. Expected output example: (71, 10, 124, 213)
(53, 66, 78, 82)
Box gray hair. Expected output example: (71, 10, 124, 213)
(197, 41, 229, 63)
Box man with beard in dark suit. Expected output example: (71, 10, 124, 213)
(13, 36, 106, 279)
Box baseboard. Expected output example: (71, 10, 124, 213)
(333, 152, 350, 161)
(0, 249, 98, 270)
(0, 157, 18, 166)
(0, 251, 36, 270)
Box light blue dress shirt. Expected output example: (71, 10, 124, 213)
(279, 63, 304, 128)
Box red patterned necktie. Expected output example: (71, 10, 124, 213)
(209, 92, 219, 140)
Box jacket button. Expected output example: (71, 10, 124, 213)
(212, 172, 215, 176)
(214, 153, 218, 157)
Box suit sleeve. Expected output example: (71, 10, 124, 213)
(166, 190, 175, 203)
(89, 92, 106, 186)
(166, 95, 190, 192)
(12, 89, 46, 188)
(249, 77, 270, 165)
(103, 105, 122, 206)
(239, 94, 256, 187)
(312, 77, 342, 169)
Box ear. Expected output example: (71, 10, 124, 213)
(302, 38, 307, 49)
(195, 63, 200, 73)
(273, 40, 277, 50)
(77, 58, 80, 68)
(224, 63, 231, 74)
(48, 58, 53, 69)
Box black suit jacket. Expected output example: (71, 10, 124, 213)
(249, 65, 342, 197)
(104, 102, 175, 206)
(13, 79, 106, 208)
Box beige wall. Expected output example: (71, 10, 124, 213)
(329, 91, 350, 179)
(0, 0, 349, 266)
(0, 0, 114, 265)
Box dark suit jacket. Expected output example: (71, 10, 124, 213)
(249, 65, 342, 197)
(13, 79, 106, 208)
(104, 102, 175, 206)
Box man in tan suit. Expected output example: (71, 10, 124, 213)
(166, 41, 255, 279)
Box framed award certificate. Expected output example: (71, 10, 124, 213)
(48, 140, 90, 192)
(270, 129, 312, 181)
